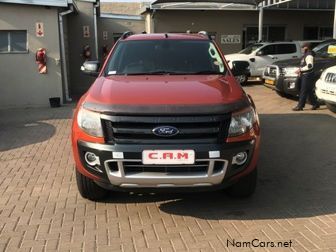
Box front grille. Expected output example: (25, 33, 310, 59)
(325, 73, 336, 83)
(101, 115, 231, 144)
(123, 161, 209, 175)
(264, 66, 278, 78)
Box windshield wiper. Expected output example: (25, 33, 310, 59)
(125, 70, 179, 75)
(191, 70, 223, 75)
(107, 70, 223, 76)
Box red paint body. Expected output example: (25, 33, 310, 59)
(72, 33, 260, 186)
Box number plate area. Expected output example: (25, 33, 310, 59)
(142, 150, 195, 165)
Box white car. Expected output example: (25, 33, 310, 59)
(316, 66, 336, 113)
(226, 41, 321, 83)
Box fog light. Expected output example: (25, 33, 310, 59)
(85, 152, 100, 166)
(289, 82, 296, 89)
(232, 152, 248, 165)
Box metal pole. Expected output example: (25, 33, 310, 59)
(59, 7, 74, 102)
(93, 2, 100, 60)
(334, 0, 336, 38)
(258, 7, 264, 42)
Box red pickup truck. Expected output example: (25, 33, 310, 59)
(72, 32, 260, 201)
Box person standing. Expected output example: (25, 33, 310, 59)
(293, 43, 320, 111)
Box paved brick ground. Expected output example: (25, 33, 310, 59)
(1, 85, 336, 252)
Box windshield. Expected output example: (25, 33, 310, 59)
(239, 43, 264, 55)
(313, 41, 336, 58)
(313, 41, 332, 53)
(104, 40, 227, 75)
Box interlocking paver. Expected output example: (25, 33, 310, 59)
(1, 85, 336, 251)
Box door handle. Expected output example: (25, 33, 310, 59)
(292, 56, 298, 58)
(272, 57, 278, 60)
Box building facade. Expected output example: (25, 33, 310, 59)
(0, 2, 65, 108)
(144, 1, 335, 54)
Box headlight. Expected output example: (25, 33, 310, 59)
(77, 107, 103, 137)
(228, 107, 257, 137)
(282, 67, 299, 77)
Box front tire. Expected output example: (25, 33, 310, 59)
(236, 74, 248, 85)
(76, 170, 108, 201)
(326, 103, 336, 113)
(275, 90, 286, 97)
(226, 168, 257, 198)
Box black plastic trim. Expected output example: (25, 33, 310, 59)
(83, 99, 250, 115)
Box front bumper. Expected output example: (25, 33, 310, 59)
(316, 79, 336, 104)
(263, 75, 299, 97)
(76, 140, 257, 191)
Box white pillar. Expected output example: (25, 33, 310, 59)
(145, 12, 155, 33)
(258, 7, 264, 42)
(334, 0, 336, 38)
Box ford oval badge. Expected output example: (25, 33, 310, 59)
(152, 126, 179, 137)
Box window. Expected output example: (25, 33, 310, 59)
(0, 30, 27, 53)
(304, 26, 333, 40)
(244, 26, 286, 47)
(268, 27, 286, 42)
(239, 43, 264, 55)
(320, 27, 333, 40)
(261, 45, 277, 55)
(276, 44, 297, 54)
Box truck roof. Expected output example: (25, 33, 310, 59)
(123, 33, 209, 41)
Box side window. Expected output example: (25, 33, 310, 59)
(276, 44, 297, 54)
(261, 45, 277, 55)
(0, 30, 27, 53)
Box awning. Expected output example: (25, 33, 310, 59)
(150, 0, 336, 9)
(152, 0, 258, 5)
(150, 0, 296, 10)
(0, 0, 69, 7)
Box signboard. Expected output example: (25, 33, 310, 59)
(36, 22, 44, 37)
(221, 35, 241, 44)
(83, 26, 90, 38)
(103, 31, 108, 41)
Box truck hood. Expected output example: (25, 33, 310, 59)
(272, 58, 301, 68)
(225, 53, 250, 62)
(84, 75, 248, 114)
(273, 56, 335, 68)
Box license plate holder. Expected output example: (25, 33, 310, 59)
(142, 150, 195, 165)
(265, 79, 275, 85)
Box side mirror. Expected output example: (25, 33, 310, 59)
(256, 50, 264, 56)
(231, 61, 250, 76)
(81, 61, 100, 77)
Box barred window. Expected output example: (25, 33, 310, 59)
(0, 30, 27, 53)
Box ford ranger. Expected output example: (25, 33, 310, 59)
(72, 32, 260, 201)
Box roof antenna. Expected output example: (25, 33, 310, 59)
(165, 33, 168, 38)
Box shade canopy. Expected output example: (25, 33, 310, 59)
(152, 0, 261, 5)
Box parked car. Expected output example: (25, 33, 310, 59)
(316, 65, 336, 113)
(225, 41, 321, 84)
(263, 39, 336, 97)
(72, 32, 260, 201)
